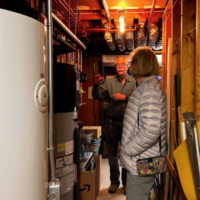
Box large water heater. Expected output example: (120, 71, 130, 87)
(0, 1, 48, 200)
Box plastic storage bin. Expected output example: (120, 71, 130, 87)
(88, 138, 101, 155)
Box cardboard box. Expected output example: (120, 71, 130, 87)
(79, 155, 101, 200)
(83, 126, 102, 139)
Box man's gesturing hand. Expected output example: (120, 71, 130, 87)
(111, 93, 126, 101)
(94, 74, 104, 84)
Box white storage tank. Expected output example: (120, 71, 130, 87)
(0, 1, 48, 200)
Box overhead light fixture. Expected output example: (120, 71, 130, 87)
(104, 32, 116, 51)
(126, 31, 134, 50)
(118, 9, 125, 33)
(115, 32, 125, 51)
(119, 16, 124, 33)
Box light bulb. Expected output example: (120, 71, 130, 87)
(119, 16, 124, 33)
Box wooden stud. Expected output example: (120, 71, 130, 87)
(180, 0, 196, 114)
(195, 0, 200, 121)
(171, 119, 176, 161)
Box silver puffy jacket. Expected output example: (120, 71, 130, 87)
(120, 75, 167, 175)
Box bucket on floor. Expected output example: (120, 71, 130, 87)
(88, 138, 101, 154)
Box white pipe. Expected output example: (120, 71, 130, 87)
(102, 0, 111, 22)
(52, 13, 86, 50)
(194, 126, 200, 177)
(181, 122, 187, 141)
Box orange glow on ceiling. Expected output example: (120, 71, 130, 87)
(70, 0, 167, 10)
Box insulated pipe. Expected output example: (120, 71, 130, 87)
(102, 0, 111, 25)
(47, 0, 56, 181)
(53, 33, 76, 52)
(52, 13, 86, 51)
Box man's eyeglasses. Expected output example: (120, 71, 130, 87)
(115, 63, 127, 67)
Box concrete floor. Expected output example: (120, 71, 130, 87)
(97, 159, 161, 200)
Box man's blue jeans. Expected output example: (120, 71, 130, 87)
(105, 115, 127, 186)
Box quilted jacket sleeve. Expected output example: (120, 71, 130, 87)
(125, 86, 162, 156)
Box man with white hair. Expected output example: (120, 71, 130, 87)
(92, 56, 136, 194)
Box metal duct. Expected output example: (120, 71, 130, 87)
(115, 32, 125, 51)
(104, 32, 116, 51)
(52, 13, 86, 51)
(102, 0, 111, 22)
(148, 24, 158, 48)
(154, 29, 162, 50)
(126, 31, 134, 51)
(137, 23, 146, 47)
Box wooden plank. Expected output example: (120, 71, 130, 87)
(172, 0, 181, 52)
(163, 0, 172, 18)
(166, 155, 187, 200)
(178, 106, 183, 144)
(180, 0, 196, 114)
(171, 119, 176, 161)
(195, 0, 200, 121)
(167, 38, 172, 155)
(162, 14, 166, 93)
(173, 187, 178, 200)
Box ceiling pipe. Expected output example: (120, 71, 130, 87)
(53, 33, 76, 52)
(145, 0, 157, 46)
(102, 0, 111, 28)
(54, 0, 84, 28)
(75, 0, 78, 36)
(72, 28, 136, 32)
(52, 13, 86, 51)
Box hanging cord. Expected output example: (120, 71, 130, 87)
(165, 0, 179, 23)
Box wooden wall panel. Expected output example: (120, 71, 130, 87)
(162, 0, 172, 95)
(162, 13, 166, 93)
(180, 0, 196, 114)
(78, 55, 102, 126)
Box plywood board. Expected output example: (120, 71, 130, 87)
(173, 140, 198, 200)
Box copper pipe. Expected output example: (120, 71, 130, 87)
(68, 0, 70, 28)
(145, 0, 157, 46)
(54, 0, 83, 28)
(52, 1, 81, 29)
(71, 28, 136, 32)
(58, 0, 84, 27)
(75, 0, 78, 36)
